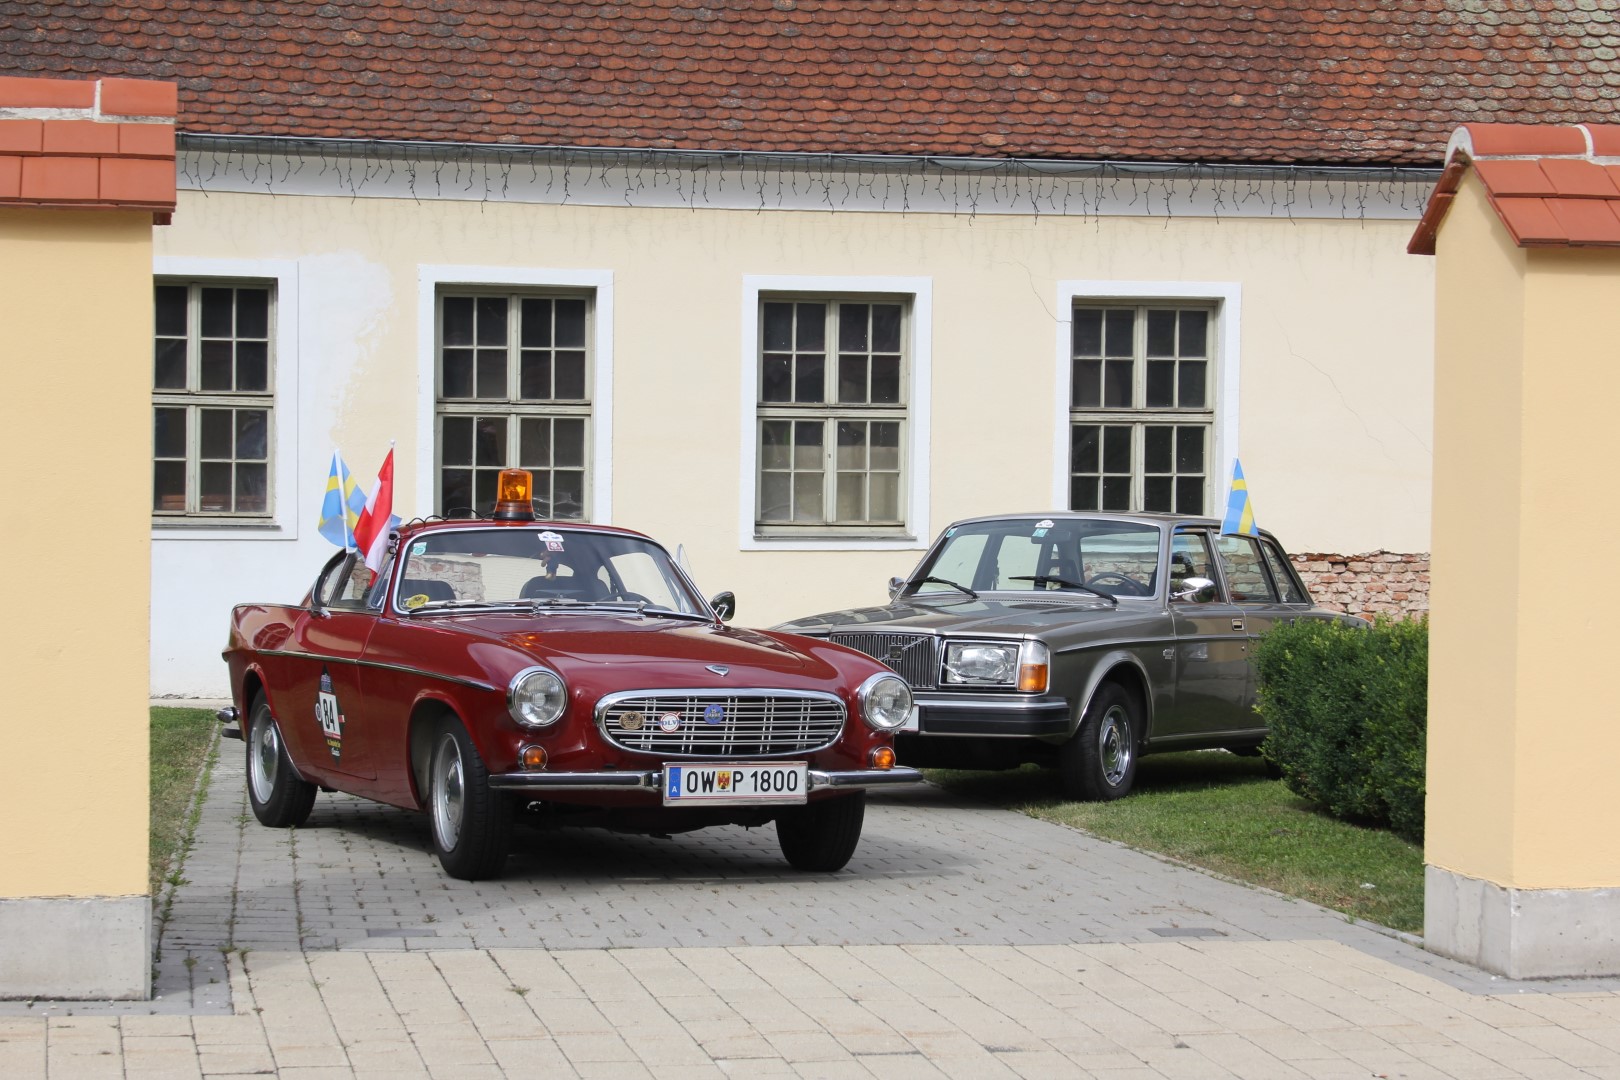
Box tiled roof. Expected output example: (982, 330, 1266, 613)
(2, 2, 1618, 167)
(0, 75, 177, 219)
(1408, 124, 1620, 254)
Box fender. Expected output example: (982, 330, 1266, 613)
(1068, 647, 1156, 741)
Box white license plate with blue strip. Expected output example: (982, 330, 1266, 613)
(663, 762, 809, 806)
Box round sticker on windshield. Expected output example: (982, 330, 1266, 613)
(411, 542, 427, 555)
(403, 593, 430, 609)
(1036, 519, 1055, 529)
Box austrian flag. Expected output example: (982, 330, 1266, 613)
(353, 446, 401, 573)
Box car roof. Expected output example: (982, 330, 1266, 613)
(395, 518, 654, 543)
(946, 510, 1218, 529)
(940, 511, 1284, 543)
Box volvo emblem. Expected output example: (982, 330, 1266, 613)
(706, 664, 730, 676)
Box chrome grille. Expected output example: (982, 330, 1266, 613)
(829, 632, 940, 689)
(596, 690, 845, 757)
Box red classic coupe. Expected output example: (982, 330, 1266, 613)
(219, 470, 920, 880)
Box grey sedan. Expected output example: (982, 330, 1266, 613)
(776, 512, 1353, 800)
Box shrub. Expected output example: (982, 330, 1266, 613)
(1254, 615, 1428, 842)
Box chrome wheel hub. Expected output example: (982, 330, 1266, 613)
(250, 712, 279, 803)
(1098, 705, 1132, 787)
(431, 733, 465, 851)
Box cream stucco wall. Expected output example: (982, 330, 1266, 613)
(0, 209, 151, 898)
(152, 187, 1434, 695)
(1426, 175, 1620, 890)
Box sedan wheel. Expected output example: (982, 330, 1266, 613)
(1059, 682, 1139, 802)
(425, 717, 511, 881)
(245, 695, 316, 828)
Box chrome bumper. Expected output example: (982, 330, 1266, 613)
(216, 706, 243, 742)
(487, 765, 925, 793)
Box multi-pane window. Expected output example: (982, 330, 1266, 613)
(1070, 304, 1215, 515)
(152, 282, 273, 518)
(757, 298, 907, 532)
(436, 292, 591, 519)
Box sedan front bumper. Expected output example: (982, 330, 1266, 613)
(487, 765, 925, 793)
(913, 692, 1071, 737)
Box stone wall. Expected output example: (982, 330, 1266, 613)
(1291, 551, 1430, 620)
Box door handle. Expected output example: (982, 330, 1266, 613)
(1231, 619, 1245, 631)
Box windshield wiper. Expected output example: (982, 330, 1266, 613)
(1008, 575, 1118, 605)
(914, 575, 978, 599)
(405, 599, 522, 615)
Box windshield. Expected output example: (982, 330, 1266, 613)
(911, 517, 1164, 599)
(393, 527, 707, 616)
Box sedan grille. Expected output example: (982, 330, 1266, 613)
(596, 690, 845, 758)
(828, 632, 940, 690)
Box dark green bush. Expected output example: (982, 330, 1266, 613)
(1254, 615, 1428, 842)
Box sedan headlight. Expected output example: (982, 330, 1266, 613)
(507, 666, 567, 728)
(858, 673, 913, 731)
(943, 642, 1020, 684)
(943, 640, 1050, 692)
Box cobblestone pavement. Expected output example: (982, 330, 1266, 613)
(4, 744, 1620, 1077)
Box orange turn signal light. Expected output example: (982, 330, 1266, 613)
(493, 468, 537, 521)
(869, 746, 896, 770)
(520, 745, 548, 770)
(1017, 663, 1049, 693)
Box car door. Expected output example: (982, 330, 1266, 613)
(1162, 529, 1257, 738)
(284, 551, 380, 780)
(1213, 531, 1284, 651)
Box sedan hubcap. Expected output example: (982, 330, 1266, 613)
(250, 712, 279, 803)
(1098, 705, 1132, 787)
(431, 734, 466, 851)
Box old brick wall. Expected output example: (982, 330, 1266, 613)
(1291, 551, 1429, 619)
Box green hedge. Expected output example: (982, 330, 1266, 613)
(1254, 615, 1428, 842)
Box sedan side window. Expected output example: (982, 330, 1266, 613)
(1170, 532, 1217, 599)
(1215, 535, 1277, 603)
(1259, 540, 1309, 604)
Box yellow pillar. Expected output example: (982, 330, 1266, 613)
(0, 74, 175, 998)
(1425, 173, 1620, 977)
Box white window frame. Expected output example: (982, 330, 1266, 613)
(740, 275, 932, 551)
(417, 266, 614, 524)
(151, 257, 300, 541)
(1052, 280, 1241, 513)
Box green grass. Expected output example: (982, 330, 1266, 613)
(928, 752, 1424, 934)
(149, 707, 219, 896)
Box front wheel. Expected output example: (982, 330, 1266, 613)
(426, 717, 511, 881)
(776, 792, 866, 872)
(246, 696, 316, 828)
(1059, 683, 1139, 801)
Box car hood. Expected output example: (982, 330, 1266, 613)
(776, 595, 1129, 638)
(432, 612, 840, 683)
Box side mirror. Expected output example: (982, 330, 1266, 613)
(887, 576, 907, 601)
(709, 591, 736, 623)
(1170, 577, 1218, 604)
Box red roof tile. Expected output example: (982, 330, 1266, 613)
(1, 2, 1618, 166)
(0, 75, 176, 216)
(1411, 123, 1620, 253)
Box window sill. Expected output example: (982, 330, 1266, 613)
(152, 518, 292, 541)
(746, 530, 923, 552)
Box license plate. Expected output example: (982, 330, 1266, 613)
(663, 762, 809, 806)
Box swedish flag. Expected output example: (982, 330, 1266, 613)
(1221, 459, 1259, 536)
(317, 451, 366, 549)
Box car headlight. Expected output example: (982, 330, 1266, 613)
(507, 666, 567, 728)
(943, 642, 1020, 684)
(858, 673, 913, 732)
(942, 640, 1050, 692)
